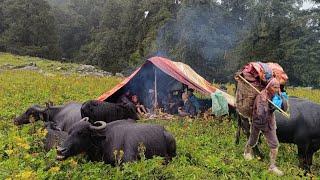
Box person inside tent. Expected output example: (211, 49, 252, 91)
(163, 91, 181, 114)
(178, 92, 196, 117)
(187, 88, 200, 115)
(131, 94, 148, 116)
(117, 90, 132, 104)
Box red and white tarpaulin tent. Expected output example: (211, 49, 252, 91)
(98, 56, 235, 107)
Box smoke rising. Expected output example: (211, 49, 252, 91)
(155, 1, 247, 82)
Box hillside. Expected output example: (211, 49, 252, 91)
(0, 53, 319, 179)
(1, 0, 319, 87)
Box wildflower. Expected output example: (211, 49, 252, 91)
(69, 159, 78, 167)
(14, 136, 24, 143)
(24, 154, 31, 160)
(114, 149, 124, 166)
(5, 149, 14, 156)
(17, 142, 30, 150)
(36, 128, 48, 137)
(15, 170, 35, 179)
(49, 166, 60, 173)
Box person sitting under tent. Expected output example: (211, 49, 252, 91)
(117, 90, 132, 104)
(163, 92, 181, 114)
(187, 88, 200, 114)
(131, 95, 148, 116)
(178, 92, 196, 117)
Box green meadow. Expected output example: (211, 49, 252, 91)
(0, 53, 319, 179)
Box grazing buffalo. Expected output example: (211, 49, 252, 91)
(56, 118, 176, 164)
(80, 100, 139, 124)
(236, 97, 320, 171)
(14, 102, 82, 132)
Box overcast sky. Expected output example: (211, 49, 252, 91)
(216, 0, 319, 10)
(301, 0, 319, 9)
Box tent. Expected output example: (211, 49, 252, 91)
(97, 56, 235, 112)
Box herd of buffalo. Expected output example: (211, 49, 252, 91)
(13, 97, 320, 172)
(14, 100, 176, 165)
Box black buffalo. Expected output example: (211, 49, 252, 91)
(14, 102, 82, 132)
(236, 97, 320, 171)
(44, 123, 68, 151)
(80, 100, 139, 124)
(56, 118, 176, 164)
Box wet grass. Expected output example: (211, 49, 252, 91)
(0, 53, 319, 179)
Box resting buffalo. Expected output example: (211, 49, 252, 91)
(236, 97, 320, 171)
(14, 102, 82, 132)
(56, 118, 176, 164)
(80, 100, 139, 124)
(44, 124, 68, 151)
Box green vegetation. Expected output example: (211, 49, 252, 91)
(1, 54, 319, 179)
(1, 0, 319, 86)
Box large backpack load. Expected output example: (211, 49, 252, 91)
(235, 62, 288, 119)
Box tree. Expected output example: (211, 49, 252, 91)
(52, 6, 90, 59)
(236, 0, 320, 87)
(0, 0, 60, 59)
(77, 0, 175, 72)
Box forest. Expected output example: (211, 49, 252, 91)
(0, 0, 319, 87)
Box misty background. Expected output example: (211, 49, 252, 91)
(0, 0, 319, 87)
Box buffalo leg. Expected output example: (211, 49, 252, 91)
(235, 114, 242, 145)
(122, 151, 137, 164)
(297, 144, 309, 171)
(305, 147, 314, 172)
(306, 152, 313, 172)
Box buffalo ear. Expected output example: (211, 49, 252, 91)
(45, 101, 54, 108)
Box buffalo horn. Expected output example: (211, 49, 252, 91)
(80, 117, 89, 122)
(90, 121, 107, 130)
(33, 106, 46, 113)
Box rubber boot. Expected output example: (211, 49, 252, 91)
(268, 148, 284, 176)
(243, 143, 254, 160)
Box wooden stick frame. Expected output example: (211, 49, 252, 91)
(236, 74, 290, 118)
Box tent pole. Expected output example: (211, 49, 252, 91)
(154, 68, 158, 110)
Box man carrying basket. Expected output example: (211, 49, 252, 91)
(235, 62, 289, 176)
(243, 78, 285, 176)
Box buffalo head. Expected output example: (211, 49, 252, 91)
(80, 100, 104, 123)
(14, 105, 46, 125)
(81, 100, 139, 124)
(56, 117, 107, 160)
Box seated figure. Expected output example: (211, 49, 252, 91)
(187, 88, 200, 114)
(131, 95, 148, 116)
(178, 92, 196, 117)
(117, 90, 132, 104)
(163, 92, 181, 114)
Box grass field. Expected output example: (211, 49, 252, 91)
(0, 53, 319, 179)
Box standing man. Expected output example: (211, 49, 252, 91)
(243, 78, 284, 176)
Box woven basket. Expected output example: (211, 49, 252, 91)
(235, 78, 263, 119)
